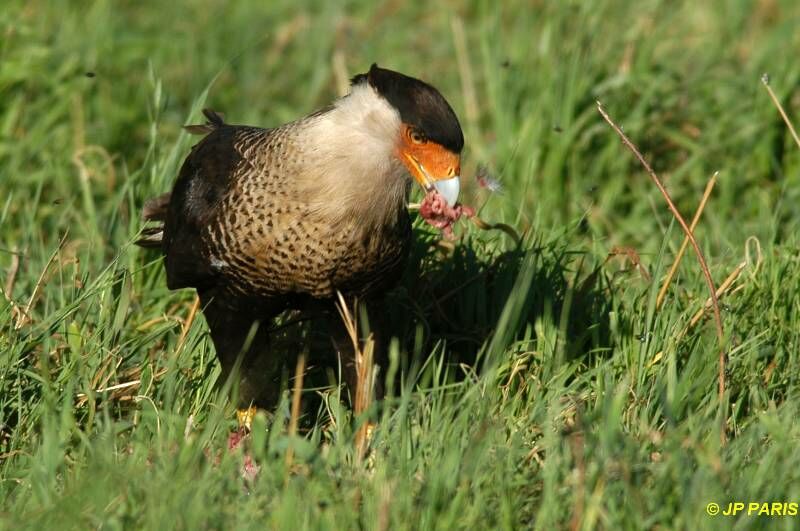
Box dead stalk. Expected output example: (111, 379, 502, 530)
(16, 233, 68, 329)
(451, 16, 479, 125)
(175, 296, 201, 356)
(469, 216, 522, 246)
(689, 261, 746, 328)
(336, 292, 375, 462)
(596, 103, 727, 441)
(569, 431, 586, 531)
(762, 74, 800, 150)
(656, 172, 719, 309)
(285, 352, 306, 469)
(3, 248, 20, 301)
(332, 49, 349, 98)
(649, 255, 754, 369)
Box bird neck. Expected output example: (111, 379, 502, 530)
(299, 84, 411, 230)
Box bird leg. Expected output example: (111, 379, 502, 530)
(327, 298, 387, 405)
(236, 405, 258, 431)
(198, 291, 286, 409)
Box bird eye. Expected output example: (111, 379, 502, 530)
(409, 129, 427, 144)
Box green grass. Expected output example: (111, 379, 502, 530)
(2, 0, 800, 528)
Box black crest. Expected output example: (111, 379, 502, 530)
(352, 64, 464, 153)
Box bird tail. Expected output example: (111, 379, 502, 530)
(136, 109, 225, 248)
(183, 108, 226, 135)
(135, 192, 170, 248)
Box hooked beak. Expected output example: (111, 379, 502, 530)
(402, 152, 461, 206)
(433, 176, 460, 206)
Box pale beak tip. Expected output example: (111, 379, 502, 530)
(433, 176, 460, 206)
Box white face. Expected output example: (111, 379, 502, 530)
(294, 81, 461, 234)
(294, 83, 410, 228)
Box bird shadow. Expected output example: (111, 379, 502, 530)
(381, 225, 619, 378)
(270, 222, 622, 422)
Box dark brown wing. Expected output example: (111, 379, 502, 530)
(161, 124, 253, 290)
(140, 107, 409, 300)
(135, 109, 226, 250)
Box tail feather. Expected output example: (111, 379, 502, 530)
(141, 193, 171, 222)
(138, 108, 225, 249)
(183, 108, 226, 135)
(202, 108, 225, 126)
(135, 227, 164, 248)
(136, 192, 171, 248)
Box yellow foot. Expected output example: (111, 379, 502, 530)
(364, 421, 376, 443)
(356, 421, 377, 460)
(236, 406, 258, 431)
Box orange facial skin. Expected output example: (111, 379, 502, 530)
(397, 124, 460, 190)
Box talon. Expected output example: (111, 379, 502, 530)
(236, 406, 258, 432)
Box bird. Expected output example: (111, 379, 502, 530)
(137, 64, 464, 414)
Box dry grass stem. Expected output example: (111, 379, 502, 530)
(16, 234, 68, 329)
(73, 145, 117, 191)
(2, 249, 24, 326)
(451, 16, 479, 125)
(3, 247, 20, 301)
(689, 261, 747, 328)
(335, 292, 375, 462)
(353, 339, 375, 462)
(76, 367, 168, 406)
(469, 216, 522, 246)
(332, 49, 349, 97)
(596, 102, 727, 441)
(656, 172, 719, 309)
(569, 431, 586, 531)
(649, 256, 754, 369)
(175, 296, 201, 356)
(285, 352, 307, 469)
(762, 74, 800, 150)
(605, 246, 651, 281)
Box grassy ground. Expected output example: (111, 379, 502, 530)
(2, 0, 800, 528)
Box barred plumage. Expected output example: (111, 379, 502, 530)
(137, 64, 463, 407)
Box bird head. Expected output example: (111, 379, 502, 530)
(351, 64, 464, 206)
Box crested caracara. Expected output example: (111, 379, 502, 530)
(137, 64, 464, 409)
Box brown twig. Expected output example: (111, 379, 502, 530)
(656, 172, 719, 309)
(596, 103, 727, 440)
(175, 296, 201, 356)
(762, 74, 800, 151)
(285, 352, 306, 469)
(451, 16, 479, 126)
(569, 431, 586, 531)
(649, 250, 758, 369)
(469, 215, 522, 246)
(335, 292, 375, 463)
(331, 49, 349, 98)
(3, 248, 20, 301)
(16, 233, 69, 329)
(689, 262, 745, 328)
(605, 246, 651, 282)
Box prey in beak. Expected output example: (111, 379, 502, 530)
(397, 125, 473, 238)
(398, 124, 461, 206)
